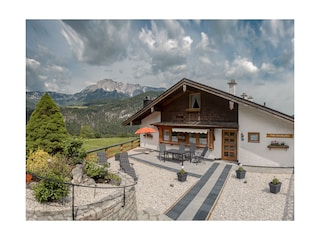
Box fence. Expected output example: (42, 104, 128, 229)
(26, 138, 141, 220)
(26, 170, 138, 220)
(86, 137, 140, 159)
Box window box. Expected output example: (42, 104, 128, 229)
(267, 145, 289, 150)
(186, 108, 200, 113)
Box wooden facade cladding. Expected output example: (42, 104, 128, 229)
(122, 78, 294, 127)
(161, 90, 238, 124)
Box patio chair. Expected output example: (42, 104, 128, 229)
(97, 152, 108, 165)
(119, 152, 132, 169)
(179, 143, 186, 152)
(159, 143, 167, 161)
(119, 152, 138, 181)
(188, 143, 196, 162)
(193, 146, 208, 165)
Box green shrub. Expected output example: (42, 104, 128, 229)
(105, 172, 122, 185)
(272, 177, 280, 185)
(32, 171, 69, 203)
(26, 150, 72, 180)
(63, 137, 87, 165)
(83, 161, 107, 179)
(178, 168, 186, 175)
(49, 154, 72, 180)
(26, 149, 51, 176)
(237, 166, 244, 172)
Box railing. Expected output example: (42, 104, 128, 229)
(26, 171, 137, 220)
(86, 137, 140, 159)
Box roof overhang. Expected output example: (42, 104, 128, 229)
(153, 121, 239, 129)
(172, 128, 209, 134)
(122, 78, 294, 126)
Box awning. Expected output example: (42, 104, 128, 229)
(172, 128, 209, 134)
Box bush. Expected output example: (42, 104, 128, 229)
(26, 149, 51, 176)
(49, 154, 73, 180)
(83, 161, 107, 179)
(272, 177, 280, 185)
(237, 166, 245, 172)
(105, 172, 122, 185)
(63, 137, 87, 165)
(32, 171, 69, 203)
(26, 150, 72, 180)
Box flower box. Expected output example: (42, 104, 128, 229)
(267, 145, 289, 150)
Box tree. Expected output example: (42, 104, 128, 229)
(26, 93, 69, 155)
(80, 125, 95, 138)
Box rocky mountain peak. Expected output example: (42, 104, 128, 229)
(82, 78, 164, 97)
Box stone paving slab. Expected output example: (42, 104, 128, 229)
(193, 164, 232, 220)
(165, 163, 220, 220)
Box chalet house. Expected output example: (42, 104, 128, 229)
(123, 78, 294, 167)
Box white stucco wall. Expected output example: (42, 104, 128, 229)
(140, 111, 161, 150)
(238, 105, 294, 167)
(206, 129, 222, 160)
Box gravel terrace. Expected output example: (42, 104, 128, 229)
(26, 156, 294, 221)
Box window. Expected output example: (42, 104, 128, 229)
(189, 133, 196, 144)
(248, 132, 260, 143)
(172, 132, 178, 142)
(189, 93, 201, 109)
(199, 133, 207, 145)
(163, 129, 170, 141)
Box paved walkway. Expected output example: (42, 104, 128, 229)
(128, 148, 294, 221)
(165, 162, 232, 220)
(129, 149, 236, 220)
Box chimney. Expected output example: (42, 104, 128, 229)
(143, 96, 153, 107)
(247, 96, 253, 101)
(241, 92, 248, 99)
(227, 79, 237, 95)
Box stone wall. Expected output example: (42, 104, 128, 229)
(26, 171, 138, 221)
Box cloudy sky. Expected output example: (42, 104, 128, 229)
(26, 19, 294, 115)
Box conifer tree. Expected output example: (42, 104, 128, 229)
(26, 93, 69, 155)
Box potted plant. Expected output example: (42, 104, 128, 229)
(269, 176, 282, 194)
(177, 168, 188, 182)
(236, 166, 246, 179)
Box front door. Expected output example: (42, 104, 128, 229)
(222, 130, 237, 161)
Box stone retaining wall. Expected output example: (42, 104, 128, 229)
(26, 171, 138, 220)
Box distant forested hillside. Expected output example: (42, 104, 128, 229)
(26, 91, 162, 138)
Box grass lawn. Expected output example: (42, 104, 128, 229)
(82, 137, 138, 151)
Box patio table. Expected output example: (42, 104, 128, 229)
(164, 149, 191, 166)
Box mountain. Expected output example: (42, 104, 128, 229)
(82, 79, 165, 97)
(61, 91, 162, 137)
(26, 79, 166, 108)
(26, 79, 165, 137)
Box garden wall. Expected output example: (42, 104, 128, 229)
(26, 171, 138, 220)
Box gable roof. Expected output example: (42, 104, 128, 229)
(122, 78, 294, 126)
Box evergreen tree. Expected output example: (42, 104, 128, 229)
(26, 93, 69, 155)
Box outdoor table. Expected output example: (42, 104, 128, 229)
(164, 149, 191, 166)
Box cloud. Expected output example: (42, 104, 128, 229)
(139, 20, 193, 74)
(26, 57, 71, 93)
(225, 57, 259, 78)
(261, 62, 277, 74)
(61, 20, 131, 66)
(25, 20, 294, 114)
(26, 58, 46, 91)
